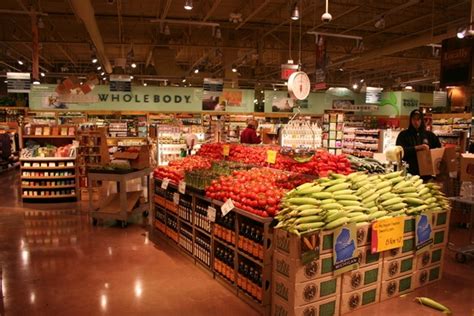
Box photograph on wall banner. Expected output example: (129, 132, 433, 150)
(202, 78, 224, 111)
(295, 99, 309, 109)
(332, 99, 354, 110)
(272, 97, 295, 112)
(220, 90, 243, 107)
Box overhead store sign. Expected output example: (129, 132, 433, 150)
(365, 87, 383, 104)
(109, 75, 131, 92)
(7, 72, 31, 93)
(433, 91, 447, 108)
(314, 37, 328, 90)
(440, 38, 474, 87)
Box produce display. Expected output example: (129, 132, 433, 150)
(196, 143, 352, 177)
(184, 161, 253, 190)
(347, 155, 386, 174)
(153, 155, 212, 184)
(276, 171, 450, 235)
(21, 144, 75, 158)
(205, 168, 298, 217)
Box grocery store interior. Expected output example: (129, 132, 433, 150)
(1, 0, 474, 315)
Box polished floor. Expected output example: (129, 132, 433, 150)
(0, 168, 473, 315)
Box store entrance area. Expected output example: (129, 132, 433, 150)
(0, 168, 473, 315)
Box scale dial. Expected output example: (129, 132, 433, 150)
(288, 71, 311, 100)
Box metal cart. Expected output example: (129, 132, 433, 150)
(448, 196, 474, 263)
(88, 168, 152, 228)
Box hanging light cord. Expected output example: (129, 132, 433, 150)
(289, 20, 293, 61)
(298, 0, 302, 68)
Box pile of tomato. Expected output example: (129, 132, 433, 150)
(205, 168, 291, 217)
(153, 156, 212, 184)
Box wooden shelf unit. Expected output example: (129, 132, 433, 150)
(20, 157, 78, 202)
(151, 178, 273, 315)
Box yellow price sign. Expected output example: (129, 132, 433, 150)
(267, 150, 277, 164)
(222, 145, 230, 156)
(371, 216, 405, 253)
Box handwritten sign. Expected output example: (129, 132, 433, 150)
(173, 192, 180, 205)
(267, 150, 277, 164)
(371, 216, 405, 253)
(178, 181, 186, 194)
(161, 178, 170, 190)
(207, 206, 216, 222)
(221, 199, 235, 217)
(223, 145, 230, 156)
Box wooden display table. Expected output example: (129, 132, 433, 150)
(88, 168, 152, 227)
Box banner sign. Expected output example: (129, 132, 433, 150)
(110, 74, 132, 92)
(7, 72, 31, 93)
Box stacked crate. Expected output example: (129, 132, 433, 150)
(272, 229, 341, 316)
(340, 223, 382, 314)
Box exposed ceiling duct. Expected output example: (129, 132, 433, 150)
(68, 0, 113, 74)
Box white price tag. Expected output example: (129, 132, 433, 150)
(221, 199, 235, 217)
(173, 192, 180, 205)
(161, 178, 170, 190)
(178, 181, 186, 194)
(207, 206, 216, 222)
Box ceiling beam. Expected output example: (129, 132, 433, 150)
(236, 0, 272, 30)
(202, 0, 222, 22)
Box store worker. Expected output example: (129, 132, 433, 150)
(396, 109, 441, 176)
(183, 127, 198, 155)
(240, 119, 261, 144)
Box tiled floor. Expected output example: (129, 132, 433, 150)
(0, 168, 473, 315)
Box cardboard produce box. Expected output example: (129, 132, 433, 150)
(415, 245, 445, 270)
(417, 148, 445, 176)
(320, 224, 372, 255)
(380, 274, 415, 302)
(381, 255, 415, 281)
(274, 229, 320, 260)
(460, 153, 474, 182)
(340, 284, 380, 315)
(341, 263, 382, 293)
(382, 236, 416, 261)
(356, 246, 382, 268)
(432, 210, 450, 230)
(273, 251, 334, 283)
(273, 274, 341, 307)
(413, 264, 443, 289)
(433, 227, 448, 247)
(272, 295, 340, 316)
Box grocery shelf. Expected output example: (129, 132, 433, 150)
(195, 225, 211, 237)
(22, 185, 76, 189)
(21, 166, 76, 170)
(237, 249, 263, 268)
(20, 157, 76, 161)
(215, 272, 236, 290)
(22, 194, 77, 199)
(214, 236, 236, 250)
(23, 135, 76, 139)
(21, 175, 76, 180)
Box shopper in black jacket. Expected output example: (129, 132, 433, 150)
(396, 109, 441, 176)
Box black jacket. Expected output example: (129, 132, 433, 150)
(396, 129, 441, 175)
(396, 111, 441, 175)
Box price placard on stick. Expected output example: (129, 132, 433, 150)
(173, 192, 180, 205)
(371, 216, 404, 253)
(161, 178, 170, 190)
(207, 206, 216, 222)
(178, 181, 186, 194)
(221, 199, 235, 217)
(267, 150, 277, 164)
(223, 145, 230, 156)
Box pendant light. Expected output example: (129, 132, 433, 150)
(184, 0, 193, 11)
(291, 2, 299, 21)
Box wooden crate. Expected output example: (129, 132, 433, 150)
(356, 245, 382, 268)
(340, 284, 380, 315)
(414, 245, 445, 270)
(380, 274, 415, 302)
(273, 250, 334, 283)
(413, 264, 443, 289)
(341, 263, 382, 294)
(382, 235, 416, 261)
(273, 274, 341, 307)
(381, 255, 415, 281)
(271, 295, 340, 316)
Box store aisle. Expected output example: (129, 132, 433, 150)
(0, 170, 258, 316)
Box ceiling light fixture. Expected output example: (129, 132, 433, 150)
(352, 83, 358, 89)
(97, 66, 102, 70)
(37, 17, 45, 29)
(374, 16, 385, 29)
(131, 62, 137, 68)
(194, 68, 199, 74)
(32, 80, 40, 85)
(130, 75, 134, 79)
(92, 56, 98, 63)
(100, 72, 105, 76)
(182, 78, 186, 83)
(214, 27, 221, 39)
(184, 0, 193, 11)
(321, 0, 332, 23)
(164, 24, 171, 36)
(17, 60, 23, 65)
(143, 82, 147, 86)
(457, 27, 466, 39)
(360, 79, 364, 83)
(231, 65, 237, 73)
(40, 72, 45, 77)
(291, 3, 300, 21)
(102, 77, 106, 81)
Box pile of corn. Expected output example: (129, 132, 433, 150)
(275, 171, 450, 235)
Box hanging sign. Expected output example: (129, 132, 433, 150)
(333, 223, 359, 276)
(109, 74, 132, 92)
(371, 216, 404, 253)
(7, 72, 31, 93)
(415, 212, 434, 253)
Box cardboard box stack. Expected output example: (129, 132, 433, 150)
(271, 209, 450, 315)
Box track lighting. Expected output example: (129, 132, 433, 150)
(194, 68, 199, 74)
(352, 83, 358, 90)
(40, 72, 45, 77)
(97, 66, 102, 70)
(92, 56, 98, 63)
(291, 3, 299, 21)
(131, 62, 137, 68)
(457, 27, 466, 39)
(232, 65, 237, 73)
(18, 60, 23, 65)
(184, 0, 193, 10)
(100, 72, 105, 76)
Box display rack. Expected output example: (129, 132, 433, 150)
(343, 128, 384, 158)
(280, 113, 321, 149)
(20, 157, 78, 201)
(157, 125, 186, 166)
(76, 127, 110, 199)
(151, 178, 273, 314)
(322, 113, 344, 155)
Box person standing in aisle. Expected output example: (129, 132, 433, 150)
(183, 127, 198, 155)
(240, 119, 261, 144)
(396, 109, 441, 176)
